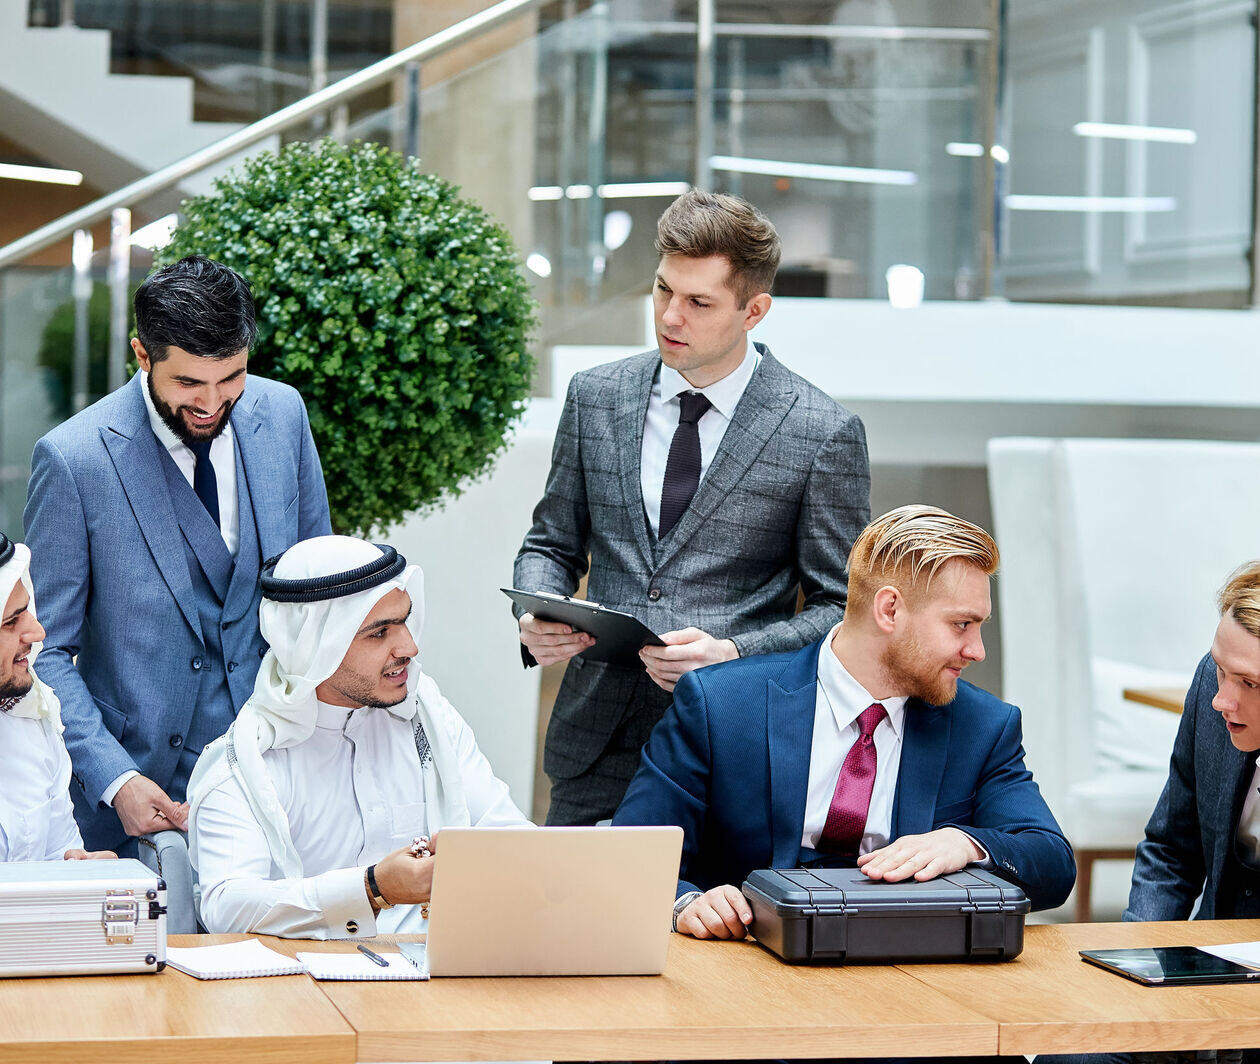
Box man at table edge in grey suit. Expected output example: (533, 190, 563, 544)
(24, 255, 331, 854)
(1038, 561, 1260, 1064)
(514, 188, 871, 825)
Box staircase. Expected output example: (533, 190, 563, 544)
(0, 1, 272, 200)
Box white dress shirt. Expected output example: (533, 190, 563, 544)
(801, 628, 908, 852)
(140, 370, 239, 555)
(0, 710, 84, 861)
(640, 344, 761, 536)
(194, 696, 529, 939)
(1236, 762, 1260, 865)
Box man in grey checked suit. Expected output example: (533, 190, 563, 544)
(514, 189, 871, 825)
(25, 256, 331, 854)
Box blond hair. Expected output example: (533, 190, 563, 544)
(1218, 561, 1260, 639)
(846, 505, 999, 617)
(655, 189, 780, 306)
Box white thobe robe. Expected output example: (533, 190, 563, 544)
(0, 710, 83, 861)
(194, 697, 528, 938)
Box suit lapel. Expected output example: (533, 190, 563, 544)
(614, 354, 658, 572)
(768, 640, 823, 866)
(1215, 730, 1252, 871)
(101, 375, 203, 640)
(892, 699, 951, 837)
(654, 347, 796, 571)
(232, 387, 287, 563)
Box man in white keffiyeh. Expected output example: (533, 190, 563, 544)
(188, 535, 529, 939)
(0, 532, 113, 862)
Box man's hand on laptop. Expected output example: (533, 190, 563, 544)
(519, 613, 595, 666)
(856, 828, 984, 883)
(373, 837, 438, 907)
(675, 885, 753, 940)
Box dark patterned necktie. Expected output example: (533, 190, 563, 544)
(188, 439, 220, 527)
(658, 391, 712, 538)
(818, 702, 887, 854)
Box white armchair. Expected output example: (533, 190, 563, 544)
(987, 437, 1260, 920)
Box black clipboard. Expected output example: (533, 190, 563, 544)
(1080, 946, 1260, 986)
(502, 588, 665, 669)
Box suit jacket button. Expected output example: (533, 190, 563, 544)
(258, 647, 267, 659)
(345, 920, 359, 934)
(169, 734, 183, 749)
(227, 661, 238, 673)
(648, 588, 662, 602)
(191, 657, 203, 671)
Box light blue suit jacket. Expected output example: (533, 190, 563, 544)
(613, 638, 1077, 912)
(24, 372, 330, 849)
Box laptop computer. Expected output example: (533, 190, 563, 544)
(419, 825, 683, 977)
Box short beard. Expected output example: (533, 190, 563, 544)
(881, 630, 959, 707)
(326, 659, 411, 710)
(0, 672, 34, 701)
(147, 370, 234, 447)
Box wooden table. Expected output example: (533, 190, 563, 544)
(1124, 685, 1189, 714)
(0, 934, 355, 1064)
(903, 920, 1260, 1056)
(268, 932, 998, 1061)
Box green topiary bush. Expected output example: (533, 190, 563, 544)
(157, 139, 536, 534)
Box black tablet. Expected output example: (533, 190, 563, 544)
(502, 588, 665, 669)
(1080, 946, 1260, 986)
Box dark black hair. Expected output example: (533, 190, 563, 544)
(133, 255, 258, 362)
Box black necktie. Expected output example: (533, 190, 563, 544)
(658, 391, 712, 538)
(189, 439, 220, 527)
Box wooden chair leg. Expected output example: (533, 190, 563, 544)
(1075, 852, 1094, 923)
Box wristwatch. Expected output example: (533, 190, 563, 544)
(671, 891, 702, 932)
(365, 864, 393, 910)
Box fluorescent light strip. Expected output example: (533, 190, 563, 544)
(710, 154, 918, 186)
(946, 142, 984, 157)
(597, 181, 690, 198)
(0, 162, 84, 186)
(1073, 122, 1197, 144)
(1006, 195, 1177, 213)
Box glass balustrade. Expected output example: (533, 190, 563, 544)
(2, 0, 1256, 531)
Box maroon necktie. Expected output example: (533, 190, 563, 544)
(817, 702, 887, 854)
(658, 391, 712, 538)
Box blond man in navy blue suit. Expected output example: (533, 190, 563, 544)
(615, 505, 1074, 938)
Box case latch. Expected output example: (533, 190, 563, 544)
(102, 890, 139, 944)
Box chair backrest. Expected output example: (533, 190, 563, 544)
(136, 829, 199, 934)
(988, 437, 1260, 815)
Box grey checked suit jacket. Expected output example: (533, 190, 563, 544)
(1127, 652, 1258, 921)
(514, 344, 870, 782)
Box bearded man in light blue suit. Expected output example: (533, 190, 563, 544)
(24, 256, 331, 854)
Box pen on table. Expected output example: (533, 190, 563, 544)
(357, 944, 389, 967)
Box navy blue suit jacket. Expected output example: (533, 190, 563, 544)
(1126, 653, 1254, 921)
(613, 638, 1076, 912)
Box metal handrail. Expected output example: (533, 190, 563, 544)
(0, 0, 545, 269)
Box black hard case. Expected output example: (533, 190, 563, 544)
(742, 866, 1029, 964)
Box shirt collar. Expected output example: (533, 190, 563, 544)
(658, 342, 759, 420)
(139, 370, 234, 455)
(313, 694, 417, 732)
(817, 624, 907, 739)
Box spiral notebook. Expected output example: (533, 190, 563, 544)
(296, 951, 428, 981)
(166, 939, 305, 979)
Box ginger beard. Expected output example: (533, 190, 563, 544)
(880, 618, 970, 708)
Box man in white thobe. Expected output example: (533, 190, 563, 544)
(0, 532, 112, 862)
(189, 536, 529, 939)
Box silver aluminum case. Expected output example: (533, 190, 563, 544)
(0, 858, 166, 977)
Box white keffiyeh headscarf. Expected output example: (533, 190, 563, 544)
(188, 536, 471, 881)
(0, 538, 62, 726)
